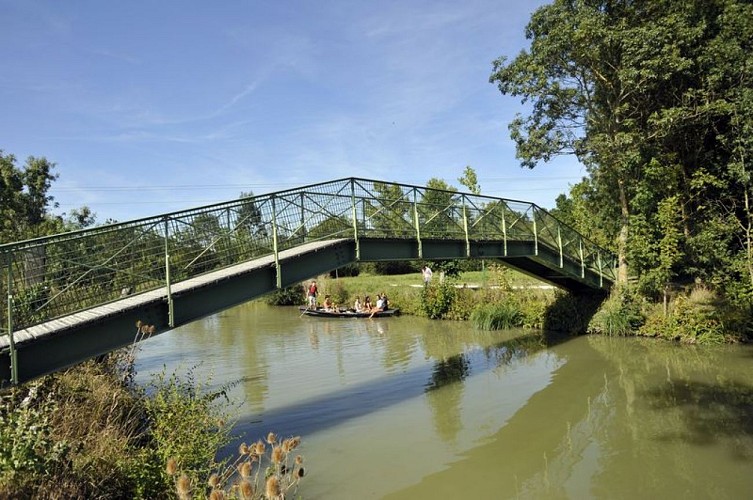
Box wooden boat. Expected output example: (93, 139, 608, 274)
(299, 306, 400, 318)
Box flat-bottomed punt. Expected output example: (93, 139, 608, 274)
(299, 307, 400, 318)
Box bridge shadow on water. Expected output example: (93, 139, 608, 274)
(229, 329, 573, 445)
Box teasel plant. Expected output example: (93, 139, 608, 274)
(166, 432, 306, 499)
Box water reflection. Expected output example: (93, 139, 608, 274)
(136, 303, 753, 499)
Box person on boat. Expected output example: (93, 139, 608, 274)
(323, 294, 335, 312)
(363, 296, 373, 311)
(353, 296, 363, 312)
(368, 294, 386, 318)
(380, 292, 389, 311)
(307, 280, 318, 309)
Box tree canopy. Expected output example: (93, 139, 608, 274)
(491, 0, 753, 302)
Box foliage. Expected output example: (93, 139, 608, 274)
(329, 263, 360, 278)
(265, 285, 305, 306)
(362, 260, 418, 275)
(419, 280, 457, 319)
(491, 0, 753, 301)
(637, 286, 743, 344)
(470, 301, 522, 330)
(140, 367, 235, 497)
(457, 165, 481, 195)
(588, 289, 644, 337)
(0, 150, 60, 241)
(0, 349, 252, 499)
(0, 390, 70, 491)
(182, 432, 305, 500)
(325, 279, 350, 307)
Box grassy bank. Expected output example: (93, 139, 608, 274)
(276, 264, 601, 334)
(273, 264, 752, 344)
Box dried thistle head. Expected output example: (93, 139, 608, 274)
(239, 442, 249, 455)
(265, 476, 281, 499)
(295, 455, 303, 465)
(209, 489, 225, 500)
(208, 473, 220, 489)
(266, 432, 277, 444)
(166, 457, 178, 476)
(238, 461, 252, 478)
(176, 474, 191, 500)
(271, 446, 284, 464)
(254, 440, 266, 456)
(282, 436, 301, 452)
(136, 320, 142, 329)
(240, 479, 254, 499)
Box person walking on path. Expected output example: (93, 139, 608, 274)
(421, 265, 433, 286)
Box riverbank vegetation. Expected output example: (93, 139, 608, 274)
(0, 347, 305, 499)
(488, 0, 753, 342)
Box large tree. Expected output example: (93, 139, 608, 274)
(491, 0, 753, 295)
(0, 151, 59, 242)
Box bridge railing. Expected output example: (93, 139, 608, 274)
(1, 177, 616, 338)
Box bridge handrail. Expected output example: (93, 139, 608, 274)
(1, 177, 617, 339)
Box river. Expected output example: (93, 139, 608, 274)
(135, 301, 753, 499)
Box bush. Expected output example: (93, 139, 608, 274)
(588, 289, 643, 336)
(639, 288, 728, 344)
(0, 346, 295, 499)
(420, 281, 457, 319)
(265, 285, 305, 306)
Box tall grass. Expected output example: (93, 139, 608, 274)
(0, 334, 308, 499)
(470, 301, 523, 330)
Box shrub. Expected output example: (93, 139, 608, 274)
(445, 287, 477, 321)
(326, 279, 350, 307)
(0, 346, 291, 499)
(420, 280, 457, 319)
(265, 285, 305, 306)
(588, 290, 643, 336)
(642, 293, 725, 344)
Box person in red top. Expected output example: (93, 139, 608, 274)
(307, 280, 318, 309)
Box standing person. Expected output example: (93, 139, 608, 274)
(422, 265, 433, 286)
(307, 280, 318, 309)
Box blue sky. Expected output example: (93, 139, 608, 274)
(1, 0, 585, 223)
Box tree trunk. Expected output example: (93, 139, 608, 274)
(745, 188, 753, 290)
(617, 177, 630, 285)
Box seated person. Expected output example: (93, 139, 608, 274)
(353, 296, 363, 312)
(379, 292, 389, 311)
(363, 296, 373, 311)
(322, 294, 335, 312)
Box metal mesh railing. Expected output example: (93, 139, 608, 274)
(0, 177, 616, 335)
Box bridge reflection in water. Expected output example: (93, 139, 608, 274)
(0, 177, 616, 385)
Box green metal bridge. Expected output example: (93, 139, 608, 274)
(0, 177, 616, 385)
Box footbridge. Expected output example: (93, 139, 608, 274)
(0, 177, 616, 385)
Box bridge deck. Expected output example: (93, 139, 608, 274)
(1, 239, 346, 350)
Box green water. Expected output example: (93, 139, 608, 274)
(136, 301, 753, 499)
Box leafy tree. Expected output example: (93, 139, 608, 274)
(0, 151, 59, 242)
(491, 0, 753, 299)
(365, 181, 412, 237)
(420, 178, 459, 238)
(457, 166, 480, 195)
